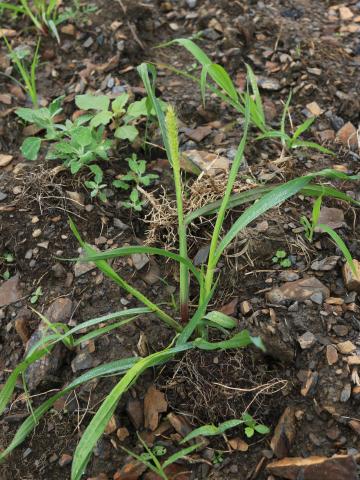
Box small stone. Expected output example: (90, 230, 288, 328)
(342, 259, 360, 293)
(339, 6, 354, 20)
(267, 454, 357, 480)
(58, 453, 72, 467)
(288, 302, 299, 312)
(311, 256, 339, 271)
(116, 427, 130, 442)
(315, 207, 344, 231)
(257, 76, 281, 91)
(340, 383, 352, 402)
(298, 331, 316, 349)
(279, 271, 299, 282)
(310, 292, 323, 305)
(131, 253, 149, 271)
(337, 341, 356, 354)
(71, 352, 93, 372)
(332, 324, 348, 336)
(0, 191, 7, 201)
(0, 154, 13, 167)
(32, 229, 42, 238)
(349, 420, 360, 436)
(66, 191, 85, 210)
(347, 356, 360, 366)
(113, 218, 129, 230)
(83, 37, 94, 48)
(306, 101, 323, 116)
(336, 122, 358, 149)
(61, 24, 76, 36)
(266, 277, 329, 304)
(0, 274, 23, 307)
(228, 438, 249, 452)
(104, 415, 118, 434)
(240, 300, 252, 315)
(186, 0, 197, 7)
(74, 248, 97, 277)
(326, 345, 338, 365)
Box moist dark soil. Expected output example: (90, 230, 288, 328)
(0, 1, 360, 479)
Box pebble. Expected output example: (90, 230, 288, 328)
(83, 37, 94, 48)
(186, 0, 197, 7)
(0, 274, 23, 308)
(131, 253, 149, 271)
(340, 383, 352, 402)
(32, 229, 42, 238)
(71, 352, 93, 372)
(326, 345, 339, 365)
(310, 292, 323, 305)
(337, 341, 356, 354)
(279, 271, 299, 282)
(58, 453, 72, 467)
(298, 331, 316, 349)
(0, 191, 7, 201)
(113, 218, 129, 231)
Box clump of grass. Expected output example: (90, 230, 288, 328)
(0, 56, 359, 480)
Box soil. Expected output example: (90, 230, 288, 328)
(0, 0, 360, 479)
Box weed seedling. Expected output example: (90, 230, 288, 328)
(84, 165, 107, 202)
(301, 195, 357, 276)
(4, 38, 40, 108)
(272, 250, 292, 268)
(30, 286, 43, 304)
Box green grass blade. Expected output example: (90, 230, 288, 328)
(215, 175, 312, 260)
(137, 63, 170, 160)
(317, 224, 358, 277)
(162, 443, 202, 468)
(292, 117, 315, 140)
(71, 344, 193, 480)
(291, 139, 334, 155)
(73, 245, 201, 286)
(0, 2, 26, 12)
(246, 64, 265, 127)
(193, 330, 265, 351)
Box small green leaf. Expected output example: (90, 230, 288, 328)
(280, 258, 291, 268)
(90, 110, 113, 128)
(254, 424, 270, 435)
(245, 427, 254, 438)
(275, 250, 286, 259)
(115, 125, 139, 141)
(71, 126, 93, 147)
(113, 179, 130, 190)
(204, 311, 236, 329)
(112, 93, 129, 114)
(75, 94, 110, 111)
(21, 137, 41, 161)
(126, 98, 148, 118)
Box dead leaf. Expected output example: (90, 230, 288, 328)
(113, 461, 147, 480)
(144, 464, 191, 480)
(219, 298, 238, 316)
(144, 386, 167, 431)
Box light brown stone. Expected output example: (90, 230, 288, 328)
(336, 121, 358, 148)
(266, 277, 329, 304)
(0, 274, 22, 307)
(347, 356, 360, 366)
(337, 341, 356, 354)
(326, 345, 338, 365)
(267, 455, 357, 480)
(343, 259, 360, 293)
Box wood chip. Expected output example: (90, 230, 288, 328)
(144, 386, 167, 431)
